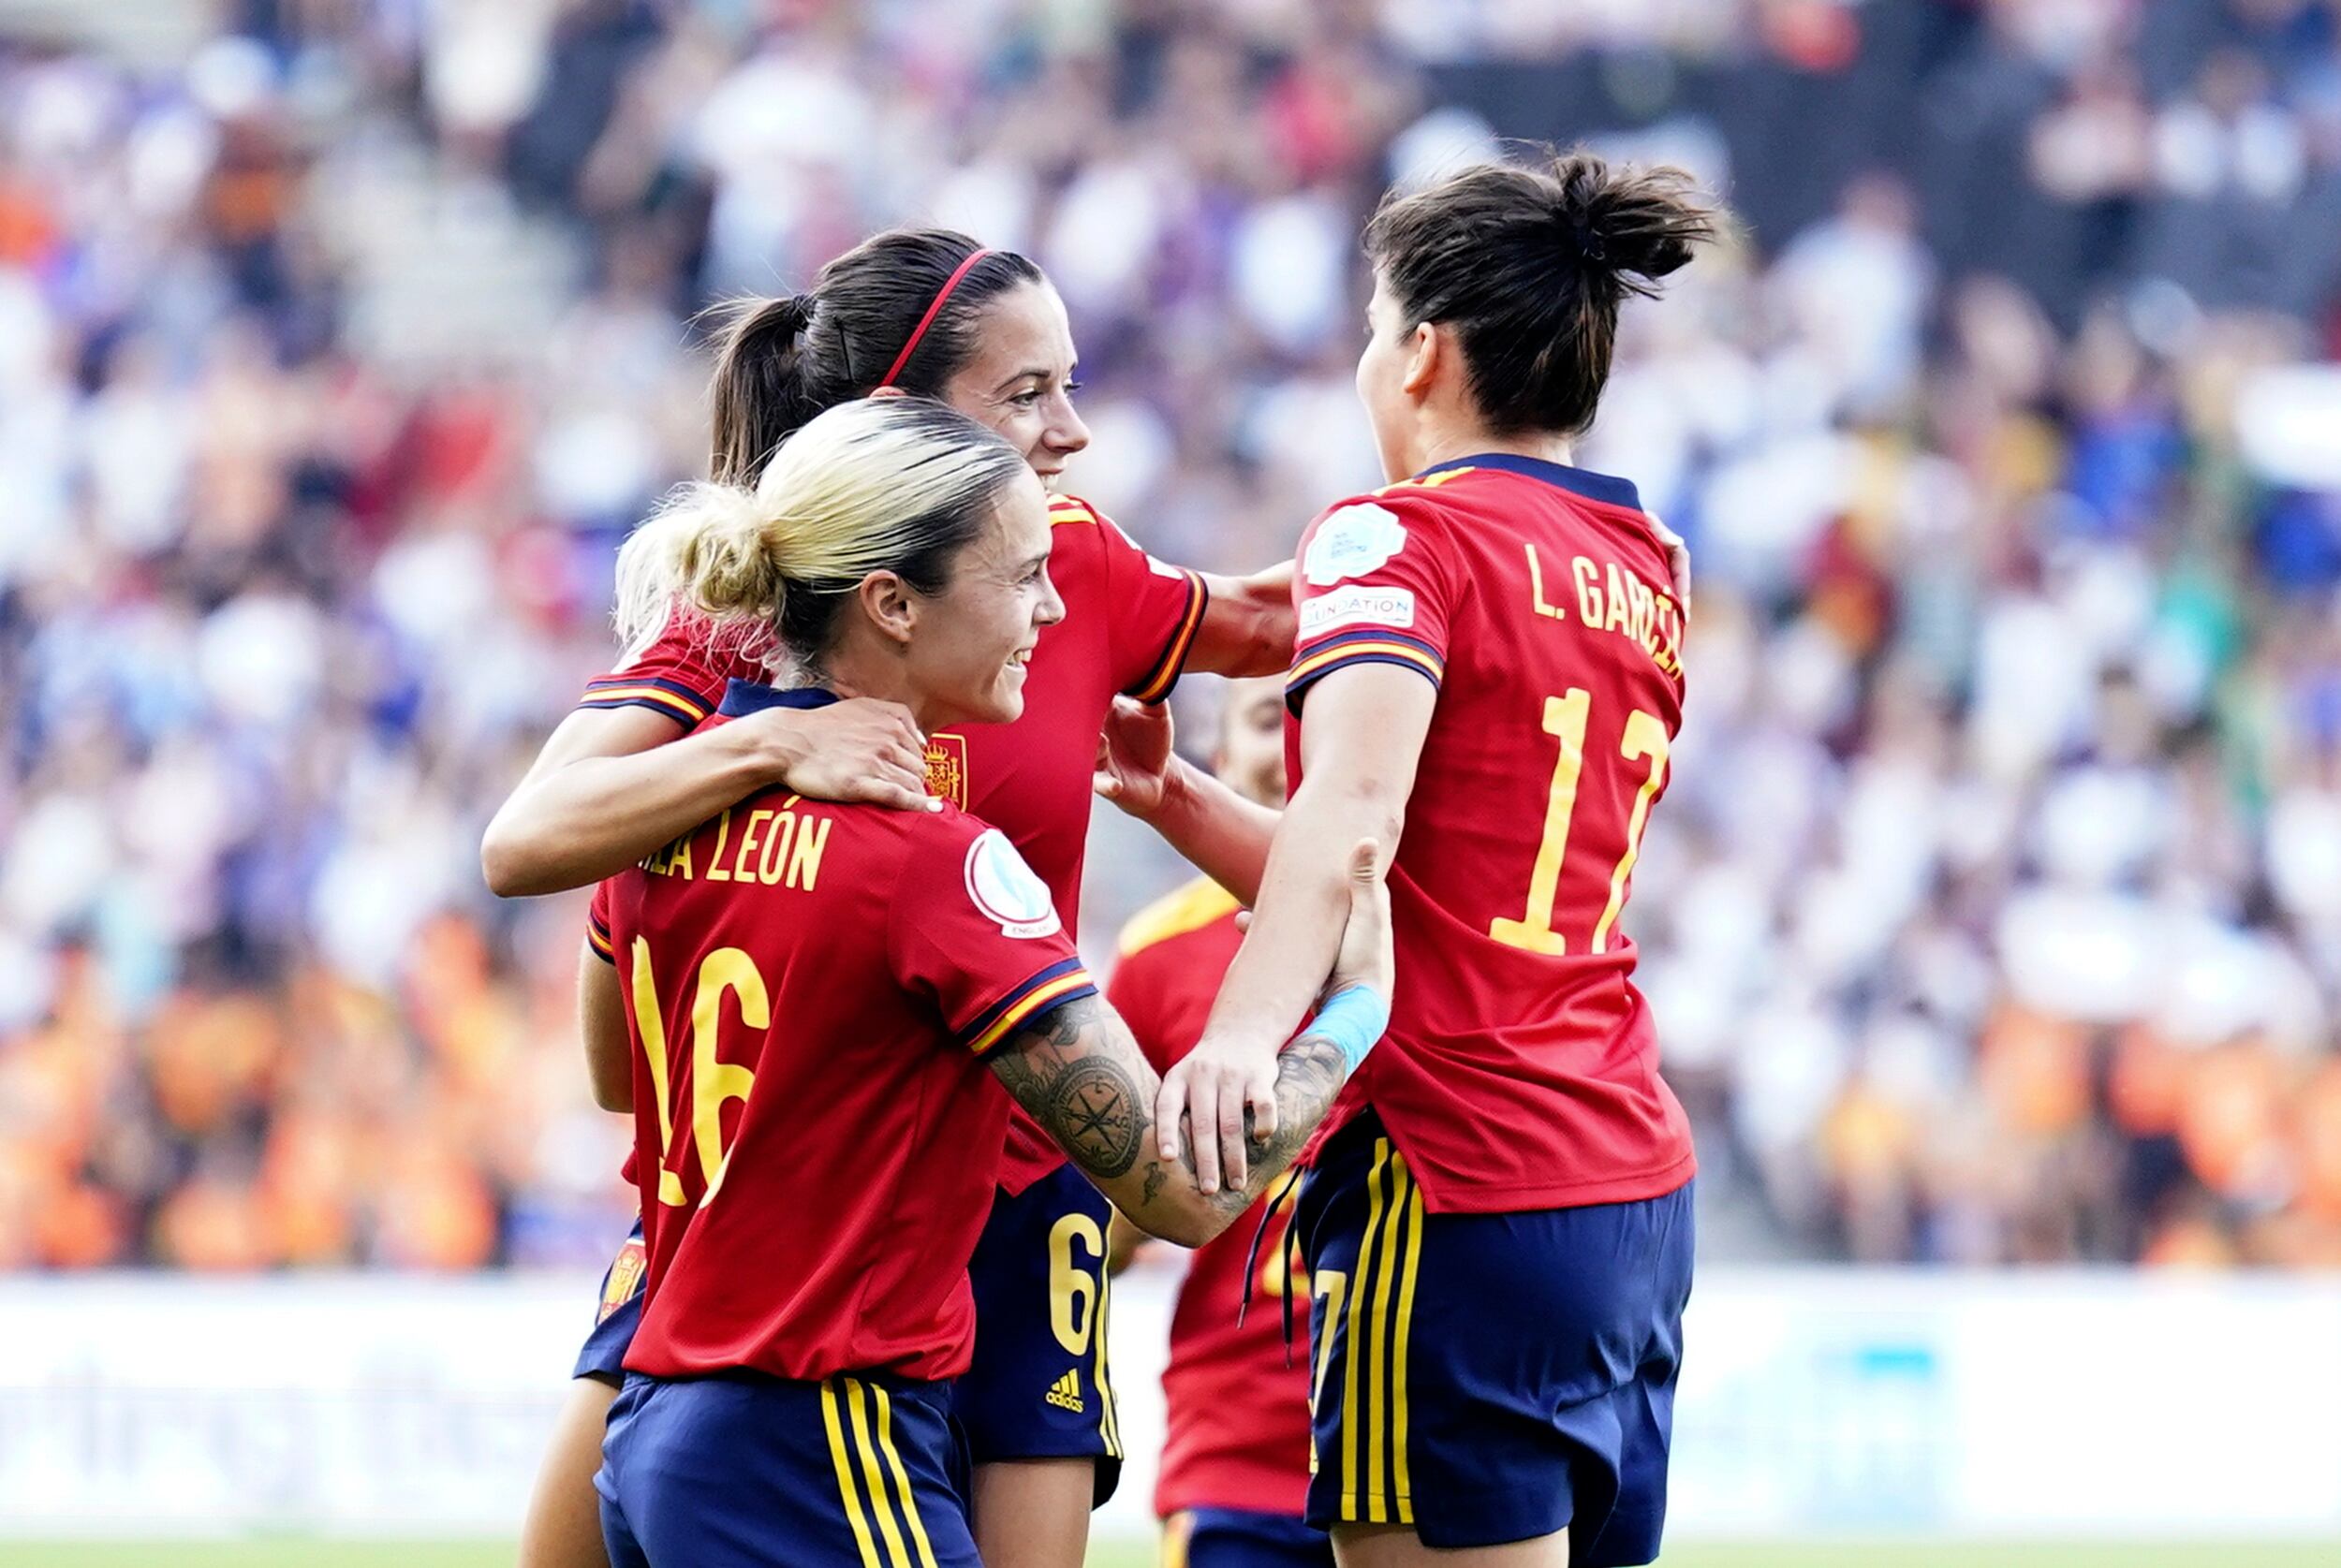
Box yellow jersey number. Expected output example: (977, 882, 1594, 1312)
(1048, 1212, 1106, 1355)
(1488, 690, 1670, 956)
(628, 940, 765, 1207)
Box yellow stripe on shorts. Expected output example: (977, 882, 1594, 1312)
(870, 1383, 939, 1568)
(1338, 1139, 1424, 1526)
(1095, 1254, 1123, 1458)
(1159, 1508, 1195, 1568)
(844, 1377, 913, 1568)
(1340, 1138, 1392, 1519)
(821, 1379, 885, 1568)
(1389, 1152, 1424, 1525)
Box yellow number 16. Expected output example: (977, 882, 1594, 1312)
(1489, 690, 1670, 956)
(629, 941, 765, 1207)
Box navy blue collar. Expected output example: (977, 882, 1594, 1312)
(1420, 453, 1642, 512)
(718, 680, 841, 716)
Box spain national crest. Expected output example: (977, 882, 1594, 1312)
(598, 1237, 647, 1324)
(924, 733, 969, 809)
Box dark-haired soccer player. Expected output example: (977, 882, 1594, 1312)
(1123, 152, 1718, 1568)
(497, 227, 1296, 1568)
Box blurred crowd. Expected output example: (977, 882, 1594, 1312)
(2, 0, 2339, 1270)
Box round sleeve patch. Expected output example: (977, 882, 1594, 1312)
(1303, 502, 1409, 587)
(964, 828, 1062, 939)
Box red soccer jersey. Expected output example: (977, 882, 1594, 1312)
(581, 493, 1207, 1196)
(1110, 879, 1314, 1521)
(599, 688, 1099, 1383)
(1284, 455, 1696, 1214)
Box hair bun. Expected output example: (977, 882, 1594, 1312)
(1549, 152, 1712, 292)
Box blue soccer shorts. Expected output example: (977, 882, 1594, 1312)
(1294, 1110, 1695, 1562)
(597, 1370, 979, 1568)
(1163, 1506, 1333, 1568)
(955, 1162, 1123, 1503)
(573, 1217, 647, 1385)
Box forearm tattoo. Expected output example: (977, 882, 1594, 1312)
(994, 996, 1352, 1224)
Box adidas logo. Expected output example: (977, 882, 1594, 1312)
(1043, 1370, 1084, 1414)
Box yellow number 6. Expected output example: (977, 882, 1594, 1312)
(1048, 1212, 1105, 1355)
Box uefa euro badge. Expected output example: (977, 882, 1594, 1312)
(1303, 502, 1407, 587)
(964, 828, 1061, 939)
(925, 733, 969, 808)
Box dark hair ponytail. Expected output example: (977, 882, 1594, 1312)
(706, 229, 1045, 485)
(1364, 149, 1717, 435)
(709, 294, 822, 487)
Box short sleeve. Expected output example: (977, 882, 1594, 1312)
(576, 601, 773, 728)
(1060, 497, 1208, 704)
(887, 818, 1097, 1056)
(586, 882, 615, 965)
(1285, 492, 1455, 714)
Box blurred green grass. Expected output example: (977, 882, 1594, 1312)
(7, 1543, 2341, 1567)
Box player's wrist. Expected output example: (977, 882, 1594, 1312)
(1292, 983, 1388, 1071)
(1149, 754, 1200, 825)
(746, 709, 813, 784)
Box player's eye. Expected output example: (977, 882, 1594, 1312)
(1063, 379, 1082, 396)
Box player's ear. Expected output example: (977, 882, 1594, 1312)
(857, 570, 919, 646)
(1401, 319, 1441, 399)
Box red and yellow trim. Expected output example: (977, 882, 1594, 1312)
(1047, 496, 1098, 528)
(577, 673, 715, 728)
(962, 958, 1097, 1056)
(1285, 628, 1444, 712)
(586, 912, 615, 964)
(1127, 568, 1208, 705)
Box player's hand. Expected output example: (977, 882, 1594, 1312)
(1650, 513, 1691, 612)
(1326, 838, 1392, 1001)
(1093, 695, 1175, 819)
(758, 698, 934, 812)
(1156, 1024, 1280, 1198)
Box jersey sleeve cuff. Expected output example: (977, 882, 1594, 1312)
(1284, 628, 1446, 713)
(576, 674, 716, 727)
(1125, 570, 1209, 705)
(586, 913, 615, 964)
(960, 957, 1097, 1057)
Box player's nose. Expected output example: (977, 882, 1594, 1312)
(1045, 395, 1090, 457)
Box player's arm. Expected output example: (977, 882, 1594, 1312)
(1158, 665, 1434, 1193)
(1094, 696, 1278, 903)
(992, 840, 1391, 1248)
(481, 700, 931, 898)
(1185, 561, 1295, 679)
(1104, 1210, 1149, 1274)
(579, 940, 631, 1114)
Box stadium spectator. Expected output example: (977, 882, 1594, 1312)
(2, 0, 2339, 1270)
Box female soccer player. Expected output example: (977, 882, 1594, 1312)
(1106, 676, 1331, 1568)
(1118, 151, 1716, 1567)
(586, 396, 1388, 1568)
(501, 229, 1296, 1568)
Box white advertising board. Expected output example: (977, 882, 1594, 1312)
(0, 1268, 2334, 1542)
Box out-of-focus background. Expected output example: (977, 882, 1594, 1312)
(1, 0, 2338, 1560)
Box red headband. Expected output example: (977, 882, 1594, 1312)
(876, 248, 994, 389)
